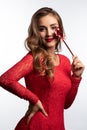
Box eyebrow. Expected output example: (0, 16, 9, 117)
(50, 23, 59, 26)
(39, 23, 59, 27)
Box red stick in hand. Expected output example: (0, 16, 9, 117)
(54, 27, 74, 56)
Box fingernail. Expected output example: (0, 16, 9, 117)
(45, 113, 48, 117)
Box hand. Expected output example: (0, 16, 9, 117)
(26, 100, 48, 124)
(72, 55, 85, 78)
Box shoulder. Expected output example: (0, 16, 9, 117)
(21, 51, 33, 62)
(58, 54, 71, 69)
(59, 54, 70, 63)
(58, 54, 71, 73)
(13, 52, 34, 69)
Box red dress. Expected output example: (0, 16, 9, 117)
(0, 52, 81, 130)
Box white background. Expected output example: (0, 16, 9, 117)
(0, 0, 87, 130)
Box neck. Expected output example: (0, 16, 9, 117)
(47, 47, 56, 56)
(46, 47, 59, 66)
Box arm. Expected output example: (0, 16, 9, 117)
(64, 75, 81, 109)
(64, 55, 84, 109)
(0, 53, 39, 104)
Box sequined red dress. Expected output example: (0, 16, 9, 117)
(0, 52, 81, 130)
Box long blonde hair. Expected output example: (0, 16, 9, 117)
(25, 7, 64, 77)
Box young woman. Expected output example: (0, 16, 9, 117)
(0, 7, 84, 130)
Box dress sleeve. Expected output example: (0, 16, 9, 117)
(0, 53, 39, 104)
(64, 75, 82, 109)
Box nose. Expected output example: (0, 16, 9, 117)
(46, 28, 53, 36)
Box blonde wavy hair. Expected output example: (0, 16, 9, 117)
(25, 7, 64, 78)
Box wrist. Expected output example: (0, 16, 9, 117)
(72, 74, 82, 79)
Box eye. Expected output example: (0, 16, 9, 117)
(51, 26, 58, 30)
(38, 26, 46, 32)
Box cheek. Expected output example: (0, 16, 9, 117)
(39, 32, 45, 39)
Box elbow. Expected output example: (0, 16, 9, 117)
(64, 104, 72, 109)
(0, 75, 14, 87)
(0, 76, 5, 86)
(64, 99, 75, 109)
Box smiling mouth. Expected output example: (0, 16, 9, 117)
(45, 38, 54, 42)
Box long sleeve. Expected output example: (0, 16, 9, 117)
(64, 75, 82, 109)
(0, 53, 39, 104)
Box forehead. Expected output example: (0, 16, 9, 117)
(38, 14, 58, 26)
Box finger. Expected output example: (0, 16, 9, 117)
(72, 56, 79, 64)
(35, 100, 48, 117)
(72, 55, 77, 60)
(73, 62, 81, 69)
(41, 108, 48, 117)
(72, 58, 82, 69)
(27, 112, 35, 125)
(73, 60, 84, 69)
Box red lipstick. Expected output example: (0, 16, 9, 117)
(45, 38, 54, 42)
